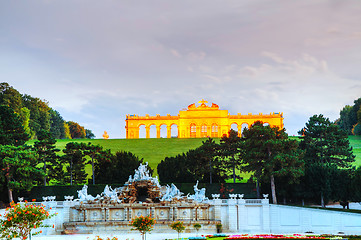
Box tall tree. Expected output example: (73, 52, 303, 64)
(0, 105, 29, 146)
(61, 142, 87, 185)
(0, 82, 23, 113)
(95, 151, 150, 184)
(83, 143, 110, 184)
(49, 109, 66, 139)
(219, 129, 242, 183)
(0, 145, 43, 202)
(337, 105, 353, 135)
(22, 94, 51, 138)
(67, 121, 86, 139)
(85, 129, 95, 139)
(242, 121, 303, 203)
(33, 130, 60, 186)
(299, 114, 355, 207)
(158, 140, 226, 184)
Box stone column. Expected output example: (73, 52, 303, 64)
(238, 198, 246, 231)
(214, 199, 222, 221)
(151, 207, 155, 218)
(156, 126, 161, 138)
(167, 126, 172, 138)
(228, 198, 238, 231)
(146, 126, 150, 138)
(169, 207, 173, 220)
(262, 199, 270, 233)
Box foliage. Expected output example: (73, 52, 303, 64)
(0, 201, 55, 240)
(353, 123, 361, 136)
(61, 142, 87, 185)
(67, 121, 86, 139)
(130, 215, 155, 239)
(158, 138, 226, 183)
(337, 97, 361, 135)
(170, 221, 185, 239)
(0, 105, 29, 146)
(298, 114, 355, 206)
(0, 82, 23, 113)
(193, 223, 201, 231)
(86, 129, 95, 139)
(95, 150, 148, 184)
(219, 129, 243, 183)
(0, 145, 43, 202)
(83, 143, 111, 184)
(49, 109, 67, 139)
(33, 130, 61, 186)
(22, 94, 51, 138)
(0, 82, 93, 139)
(242, 121, 304, 204)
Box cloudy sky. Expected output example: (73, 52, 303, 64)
(1, 1, 361, 138)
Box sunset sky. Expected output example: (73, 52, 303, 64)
(1, 1, 361, 138)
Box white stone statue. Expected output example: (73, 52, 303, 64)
(188, 181, 207, 202)
(102, 185, 120, 203)
(160, 183, 183, 201)
(76, 185, 95, 202)
(132, 162, 152, 181)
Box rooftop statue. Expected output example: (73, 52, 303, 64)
(102, 131, 109, 139)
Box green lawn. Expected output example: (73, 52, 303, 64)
(27, 135, 361, 179)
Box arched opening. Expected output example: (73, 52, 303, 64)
(171, 124, 178, 138)
(211, 124, 218, 138)
(263, 122, 270, 127)
(139, 124, 146, 138)
(190, 123, 197, 138)
(201, 124, 208, 138)
(149, 124, 156, 138)
(241, 123, 249, 135)
(231, 123, 238, 134)
(160, 124, 167, 138)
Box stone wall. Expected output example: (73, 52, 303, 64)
(36, 198, 361, 235)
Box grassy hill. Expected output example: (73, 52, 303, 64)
(27, 135, 361, 180)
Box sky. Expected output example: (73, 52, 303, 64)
(1, 0, 361, 138)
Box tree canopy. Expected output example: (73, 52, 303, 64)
(242, 121, 303, 204)
(298, 114, 355, 206)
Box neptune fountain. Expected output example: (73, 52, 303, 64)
(63, 163, 218, 234)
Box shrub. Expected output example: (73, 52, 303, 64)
(170, 221, 185, 239)
(130, 215, 155, 240)
(0, 200, 55, 240)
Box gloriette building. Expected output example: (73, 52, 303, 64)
(125, 100, 284, 139)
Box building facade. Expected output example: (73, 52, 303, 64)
(125, 100, 284, 139)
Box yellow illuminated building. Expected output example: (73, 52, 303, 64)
(125, 100, 284, 139)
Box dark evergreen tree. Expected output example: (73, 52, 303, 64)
(33, 130, 60, 186)
(85, 129, 95, 139)
(61, 142, 87, 185)
(95, 151, 150, 184)
(83, 143, 111, 184)
(157, 154, 196, 183)
(49, 109, 66, 139)
(242, 121, 303, 203)
(158, 139, 226, 184)
(298, 114, 355, 207)
(0, 82, 23, 113)
(0, 105, 29, 146)
(0, 145, 43, 202)
(219, 129, 242, 183)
